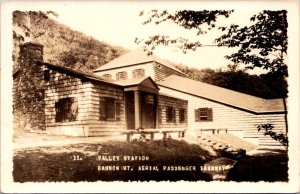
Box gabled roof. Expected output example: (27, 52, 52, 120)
(38, 61, 159, 91)
(37, 61, 121, 87)
(113, 76, 158, 89)
(157, 75, 286, 114)
(93, 47, 184, 74)
(114, 76, 160, 94)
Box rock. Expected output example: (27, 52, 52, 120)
(201, 157, 237, 181)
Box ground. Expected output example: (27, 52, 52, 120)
(13, 130, 288, 182)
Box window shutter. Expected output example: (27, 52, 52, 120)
(195, 109, 200, 122)
(158, 106, 162, 124)
(99, 99, 106, 120)
(180, 109, 185, 123)
(207, 108, 213, 121)
(124, 72, 128, 80)
(172, 108, 176, 123)
(115, 102, 121, 121)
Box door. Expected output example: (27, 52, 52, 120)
(141, 93, 156, 129)
(125, 91, 135, 129)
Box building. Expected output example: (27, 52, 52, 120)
(13, 42, 287, 147)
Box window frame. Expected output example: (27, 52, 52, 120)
(166, 106, 175, 123)
(55, 97, 78, 123)
(132, 68, 145, 78)
(102, 74, 112, 80)
(179, 108, 186, 123)
(195, 108, 213, 122)
(116, 71, 128, 80)
(99, 97, 121, 121)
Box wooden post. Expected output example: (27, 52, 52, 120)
(163, 132, 167, 139)
(155, 94, 159, 129)
(150, 133, 154, 140)
(126, 134, 132, 142)
(134, 91, 140, 129)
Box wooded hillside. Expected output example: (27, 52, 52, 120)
(174, 63, 287, 99)
(13, 11, 127, 73)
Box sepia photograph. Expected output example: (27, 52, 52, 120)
(1, 1, 299, 193)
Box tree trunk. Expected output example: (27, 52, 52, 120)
(283, 97, 288, 135)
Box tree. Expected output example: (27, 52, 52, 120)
(13, 11, 59, 70)
(135, 10, 233, 54)
(215, 10, 288, 135)
(215, 10, 287, 76)
(137, 9, 288, 142)
(174, 63, 283, 99)
(13, 11, 127, 74)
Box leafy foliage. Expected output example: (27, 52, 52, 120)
(13, 11, 127, 73)
(135, 10, 233, 54)
(257, 123, 288, 149)
(174, 63, 287, 99)
(215, 10, 288, 77)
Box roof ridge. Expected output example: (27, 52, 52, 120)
(93, 48, 184, 74)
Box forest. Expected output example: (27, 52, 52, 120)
(13, 11, 127, 74)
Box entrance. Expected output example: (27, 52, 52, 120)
(125, 91, 135, 129)
(141, 93, 156, 129)
(125, 91, 157, 129)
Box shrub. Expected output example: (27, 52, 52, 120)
(257, 123, 288, 149)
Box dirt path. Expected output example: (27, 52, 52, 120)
(13, 129, 125, 150)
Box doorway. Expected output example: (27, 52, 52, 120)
(125, 91, 157, 129)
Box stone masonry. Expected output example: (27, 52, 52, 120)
(13, 42, 46, 131)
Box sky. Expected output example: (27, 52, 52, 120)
(49, 2, 261, 72)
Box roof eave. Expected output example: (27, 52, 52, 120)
(158, 84, 286, 114)
(37, 61, 122, 88)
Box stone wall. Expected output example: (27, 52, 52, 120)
(13, 42, 46, 131)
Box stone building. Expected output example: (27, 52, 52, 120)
(13, 42, 287, 147)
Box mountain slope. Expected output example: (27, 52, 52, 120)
(13, 11, 127, 73)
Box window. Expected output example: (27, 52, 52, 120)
(179, 108, 185, 123)
(99, 97, 121, 121)
(116, 71, 127, 80)
(44, 70, 50, 81)
(166, 106, 175, 123)
(102, 74, 112, 80)
(132, 69, 145, 78)
(81, 77, 89, 83)
(158, 106, 162, 124)
(55, 97, 78, 122)
(195, 108, 213, 122)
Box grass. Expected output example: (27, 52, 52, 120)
(13, 139, 214, 182)
(13, 139, 289, 182)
